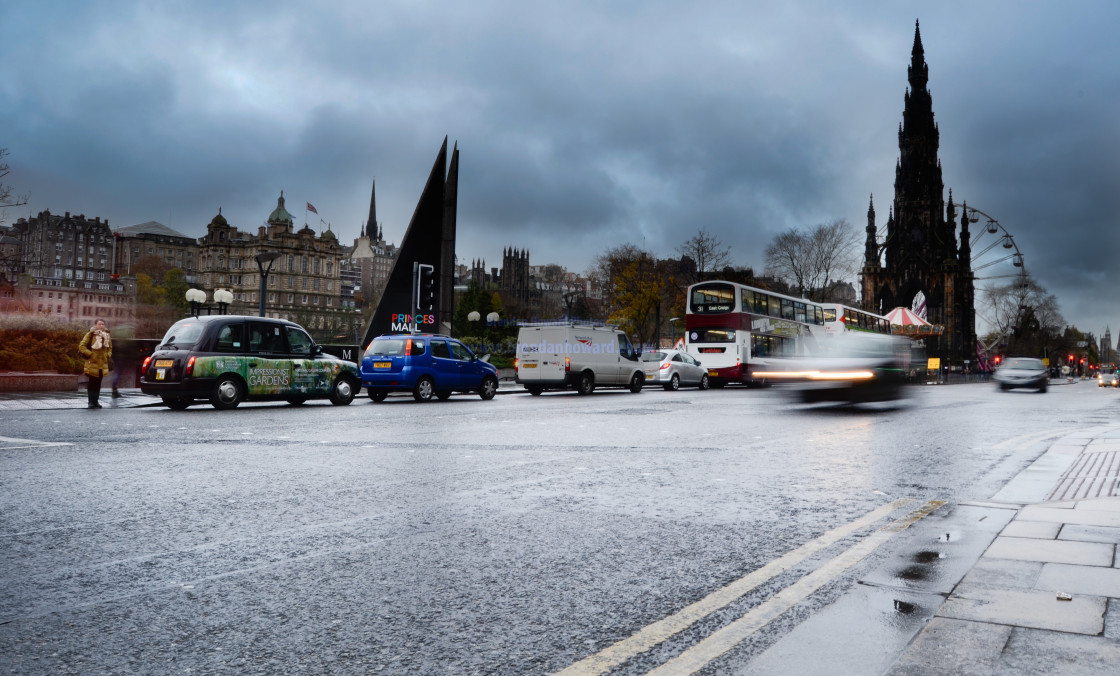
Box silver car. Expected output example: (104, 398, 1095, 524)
(993, 357, 1048, 392)
(641, 349, 710, 390)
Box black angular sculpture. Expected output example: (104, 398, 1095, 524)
(360, 137, 459, 347)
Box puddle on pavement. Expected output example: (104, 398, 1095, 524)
(937, 530, 961, 543)
(896, 565, 928, 581)
(912, 550, 944, 563)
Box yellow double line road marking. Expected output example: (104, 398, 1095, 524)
(556, 498, 943, 676)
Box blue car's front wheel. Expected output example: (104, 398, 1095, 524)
(479, 375, 498, 401)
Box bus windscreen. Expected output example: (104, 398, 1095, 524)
(690, 284, 735, 313)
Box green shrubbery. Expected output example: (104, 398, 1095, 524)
(0, 316, 90, 373)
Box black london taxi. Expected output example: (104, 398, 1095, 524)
(139, 315, 362, 410)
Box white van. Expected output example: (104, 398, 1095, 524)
(515, 324, 645, 395)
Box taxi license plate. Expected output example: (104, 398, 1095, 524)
(522, 363, 537, 368)
(374, 361, 392, 368)
(156, 369, 167, 380)
(154, 360, 174, 367)
(645, 373, 654, 380)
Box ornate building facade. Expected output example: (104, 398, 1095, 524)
(198, 192, 346, 330)
(113, 221, 200, 283)
(5, 210, 134, 321)
(467, 247, 532, 304)
(861, 22, 976, 365)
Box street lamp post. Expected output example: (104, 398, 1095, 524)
(669, 317, 681, 347)
(254, 252, 282, 318)
(214, 289, 233, 315)
(185, 288, 233, 317)
(186, 288, 207, 317)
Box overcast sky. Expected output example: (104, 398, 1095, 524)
(2, 1, 1117, 339)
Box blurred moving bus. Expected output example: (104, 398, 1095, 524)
(818, 303, 893, 339)
(685, 281, 823, 387)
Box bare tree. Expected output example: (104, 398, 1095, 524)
(810, 219, 860, 295)
(676, 229, 732, 285)
(763, 219, 859, 299)
(0, 148, 29, 223)
(979, 273, 1064, 348)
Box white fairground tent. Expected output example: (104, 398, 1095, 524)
(886, 307, 944, 337)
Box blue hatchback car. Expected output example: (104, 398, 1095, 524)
(361, 334, 499, 402)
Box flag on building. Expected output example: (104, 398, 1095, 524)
(306, 202, 318, 214)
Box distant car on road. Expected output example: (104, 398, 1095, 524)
(640, 349, 710, 390)
(361, 334, 498, 402)
(993, 357, 1049, 392)
(1099, 372, 1119, 388)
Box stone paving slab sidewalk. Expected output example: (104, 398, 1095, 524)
(887, 427, 1120, 676)
(0, 388, 161, 411)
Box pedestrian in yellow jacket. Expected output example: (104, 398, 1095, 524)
(79, 319, 113, 409)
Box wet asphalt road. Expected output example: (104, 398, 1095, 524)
(1, 381, 1117, 674)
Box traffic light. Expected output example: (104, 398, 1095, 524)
(416, 263, 436, 312)
(993, 355, 1002, 365)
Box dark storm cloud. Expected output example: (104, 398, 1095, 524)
(2, 0, 1118, 334)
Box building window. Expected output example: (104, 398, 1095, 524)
(313, 296, 319, 305)
(287, 293, 294, 303)
(302, 256, 308, 273)
(301, 294, 308, 304)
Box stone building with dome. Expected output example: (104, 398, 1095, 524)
(197, 191, 348, 332)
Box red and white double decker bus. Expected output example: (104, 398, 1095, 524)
(818, 303, 893, 338)
(685, 281, 824, 387)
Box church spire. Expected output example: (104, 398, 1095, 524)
(909, 20, 928, 91)
(366, 179, 377, 240)
(864, 194, 879, 267)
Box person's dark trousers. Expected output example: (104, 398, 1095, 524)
(87, 375, 103, 408)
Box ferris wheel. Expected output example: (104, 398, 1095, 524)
(965, 205, 1029, 343)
